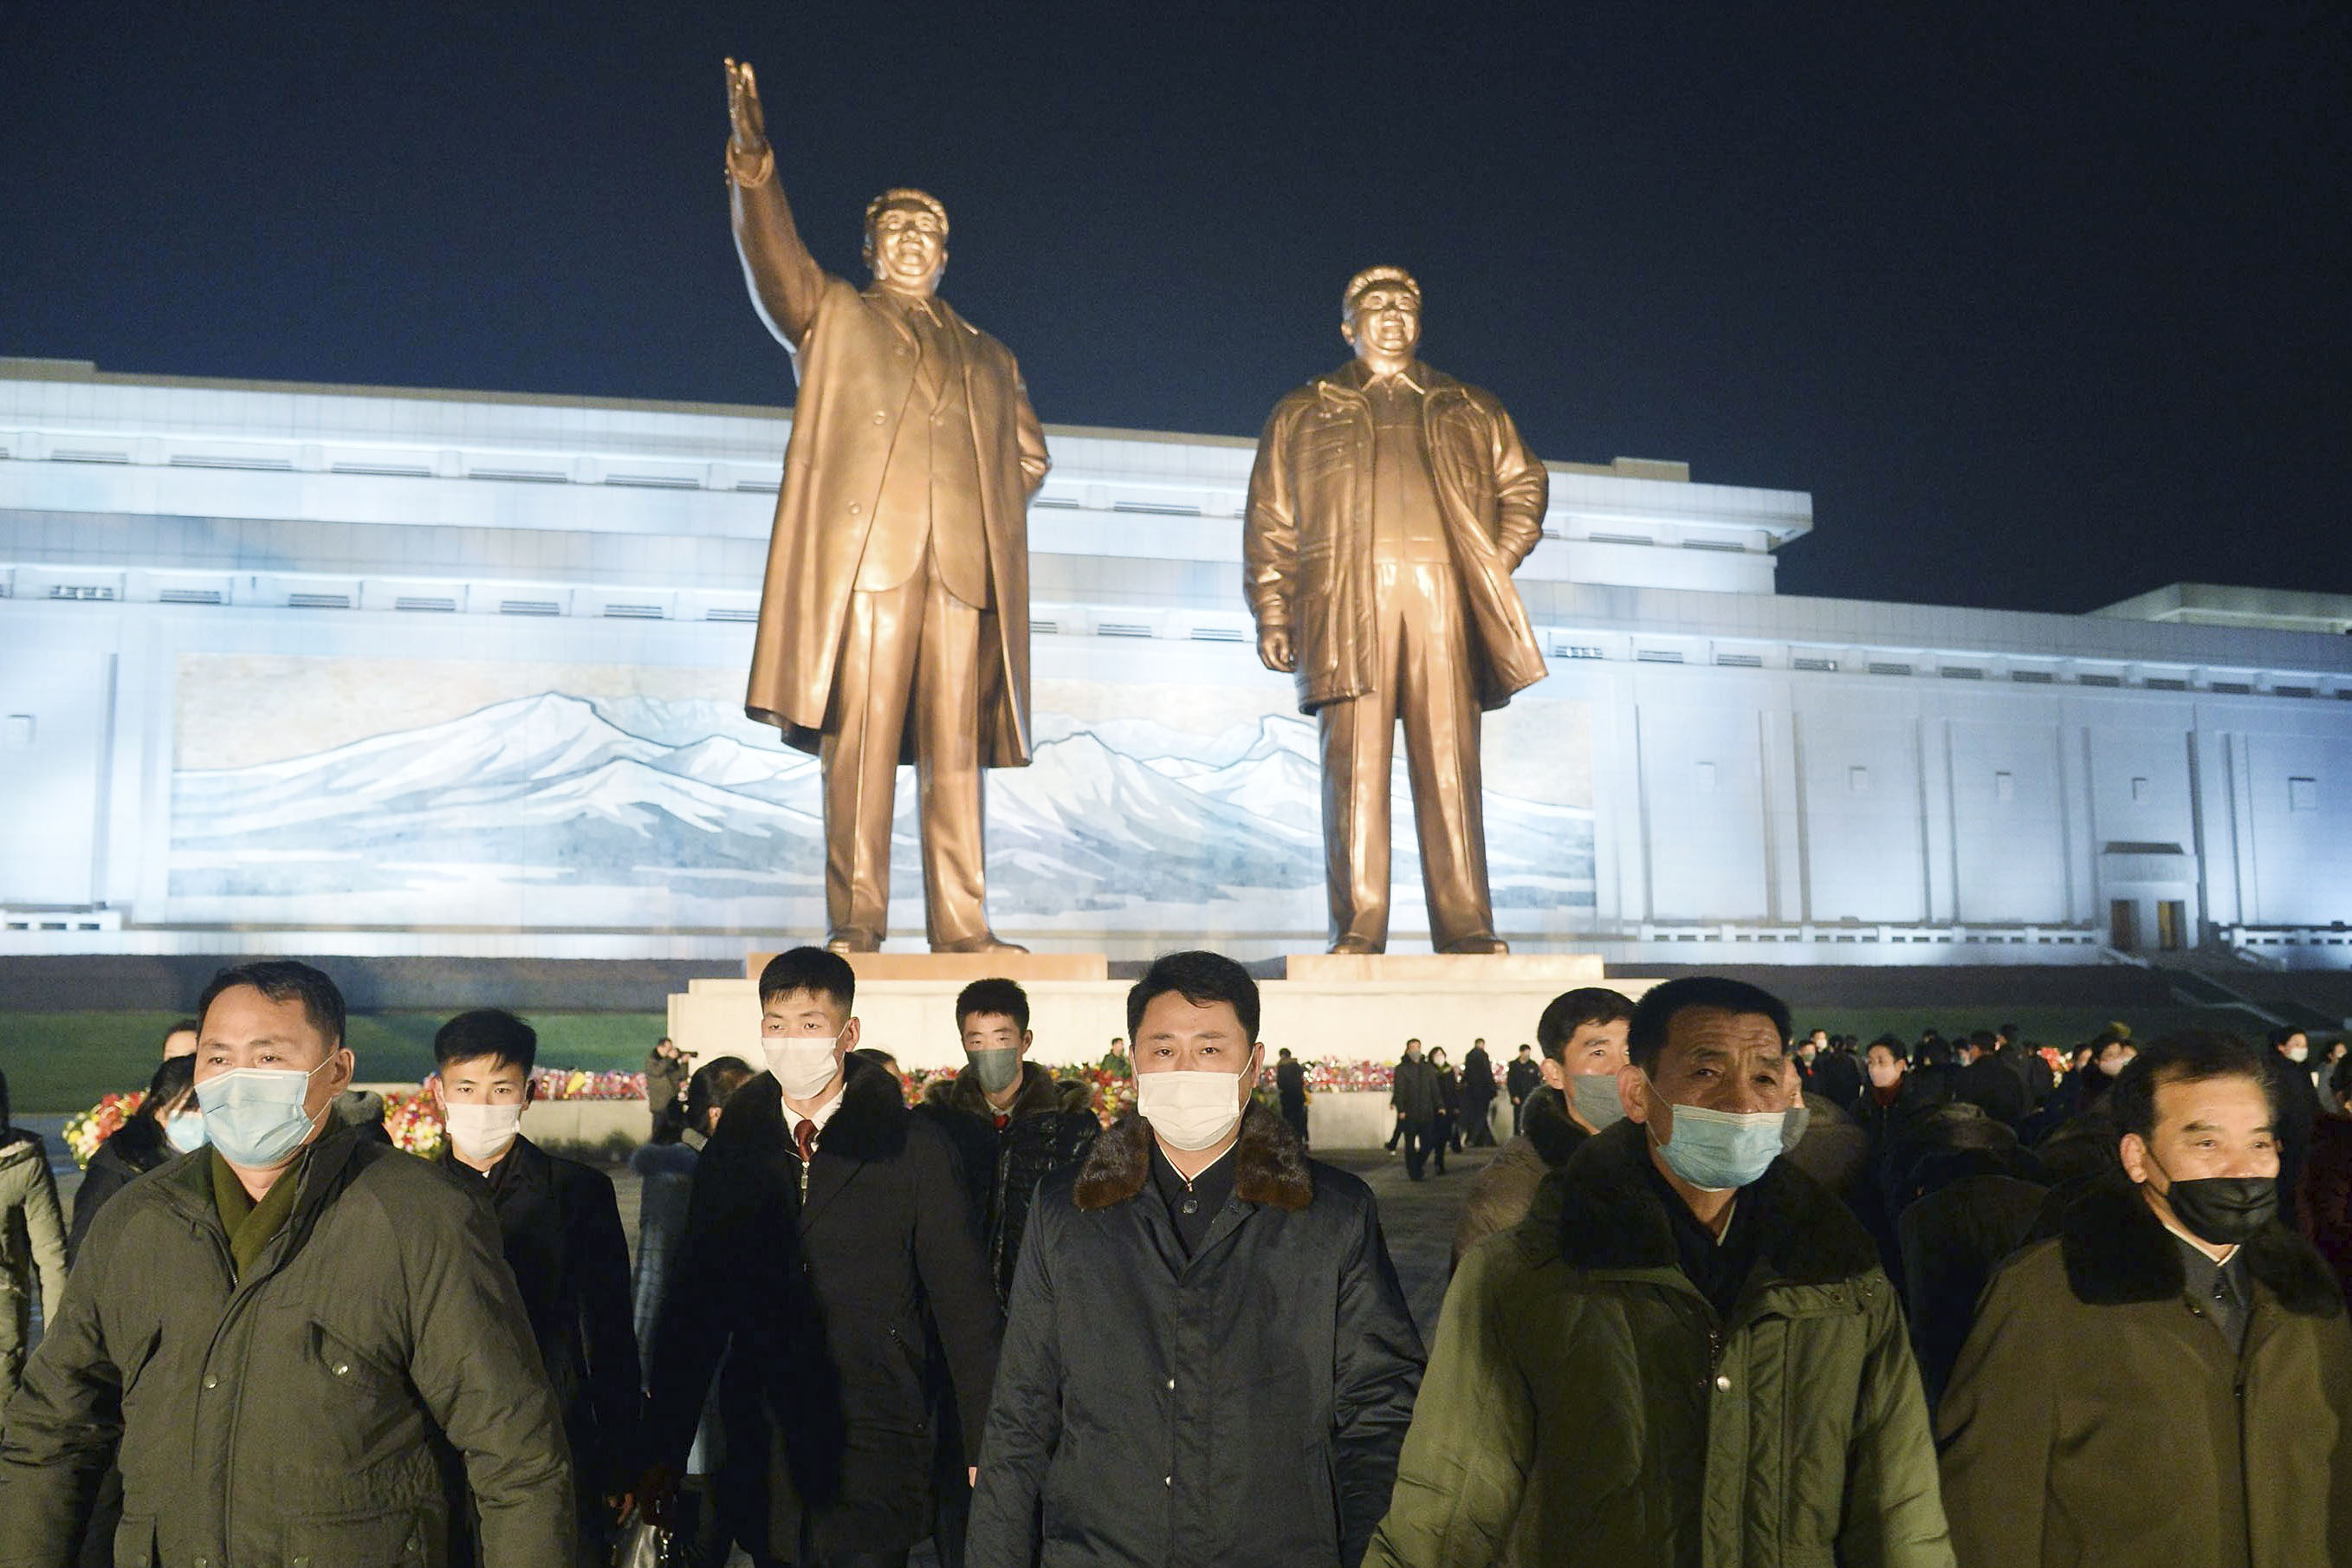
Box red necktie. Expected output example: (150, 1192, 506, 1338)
(794, 1119, 817, 1164)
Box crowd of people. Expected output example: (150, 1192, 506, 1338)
(0, 954, 2348, 1567)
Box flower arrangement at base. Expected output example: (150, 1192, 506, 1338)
(528, 1068, 647, 1102)
(62, 1092, 146, 1169)
(382, 1090, 446, 1158)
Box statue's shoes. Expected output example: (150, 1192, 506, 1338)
(825, 929, 882, 954)
(934, 934, 1029, 955)
(1437, 934, 1511, 956)
(1326, 936, 1381, 956)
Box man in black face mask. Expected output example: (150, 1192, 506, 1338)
(1938, 1031, 2352, 1567)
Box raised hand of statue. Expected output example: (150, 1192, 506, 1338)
(724, 57, 768, 158)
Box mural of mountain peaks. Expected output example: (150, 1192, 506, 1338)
(167, 687, 1595, 937)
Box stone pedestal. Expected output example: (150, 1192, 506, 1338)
(671, 950, 1658, 1146)
(744, 950, 1110, 982)
(1280, 952, 1607, 984)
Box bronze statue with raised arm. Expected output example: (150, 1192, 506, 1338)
(723, 60, 1049, 955)
(1245, 267, 1550, 955)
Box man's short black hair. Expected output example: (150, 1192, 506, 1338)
(1865, 1034, 1908, 1062)
(1625, 975, 1792, 1074)
(197, 961, 347, 1053)
(1126, 949, 1260, 1042)
(2111, 1031, 2277, 1145)
(161, 1017, 200, 1048)
(2271, 1025, 2309, 1049)
(759, 946, 856, 1015)
(956, 977, 1030, 1033)
(685, 1055, 756, 1129)
(1278, 1047, 1293, 1059)
(434, 1008, 539, 1073)
(1535, 987, 1636, 1062)
(1969, 1030, 1999, 1053)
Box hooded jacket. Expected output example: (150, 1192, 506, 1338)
(968, 1104, 1423, 1568)
(1936, 1179, 2352, 1567)
(0, 1129, 574, 1568)
(1367, 1118, 1954, 1568)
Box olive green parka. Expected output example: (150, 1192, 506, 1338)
(0, 1131, 68, 1402)
(0, 1129, 576, 1567)
(1936, 1179, 2352, 1567)
(1366, 1118, 1954, 1568)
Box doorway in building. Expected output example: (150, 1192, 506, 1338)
(2110, 899, 2140, 951)
(2157, 900, 2187, 951)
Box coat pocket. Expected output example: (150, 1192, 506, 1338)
(283, 1507, 444, 1568)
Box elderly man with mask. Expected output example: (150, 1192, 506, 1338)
(0, 960, 574, 1566)
(1938, 1031, 2352, 1566)
(967, 949, 1423, 1568)
(1367, 975, 1953, 1568)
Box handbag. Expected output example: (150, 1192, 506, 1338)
(612, 1518, 676, 1568)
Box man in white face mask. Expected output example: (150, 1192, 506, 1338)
(431, 1008, 639, 1566)
(643, 948, 1000, 1568)
(968, 950, 1423, 1568)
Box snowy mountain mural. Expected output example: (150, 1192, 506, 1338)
(167, 687, 1594, 938)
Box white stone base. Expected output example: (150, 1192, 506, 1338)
(668, 968, 1662, 1088)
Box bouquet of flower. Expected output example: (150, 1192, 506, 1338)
(904, 1066, 958, 1105)
(1068, 1064, 1137, 1125)
(1304, 1059, 1394, 1094)
(62, 1092, 146, 1169)
(529, 1068, 647, 1102)
(382, 1090, 446, 1158)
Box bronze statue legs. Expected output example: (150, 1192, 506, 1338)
(1316, 560, 1505, 955)
(819, 565, 994, 951)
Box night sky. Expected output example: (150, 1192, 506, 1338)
(6, 3, 2346, 614)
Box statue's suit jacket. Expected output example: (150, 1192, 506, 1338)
(741, 228, 1048, 766)
(1245, 359, 1549, 715)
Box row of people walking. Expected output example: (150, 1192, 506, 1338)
(3, 956, 2348, 1566)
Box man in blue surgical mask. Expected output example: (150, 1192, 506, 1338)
(0, 960, 574, 1565)
(1451, 985, 1633, 1267)
(1366, 975, 1953, 1568)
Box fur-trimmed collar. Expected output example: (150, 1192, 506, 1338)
(2060, 1178, 2344, 1318)
(1072, 1101, 1312, 1213)
(1555, 1118, 1879, 1285)
(1521, 1085, 1589, 1170)
(928, 1059, 1071, 1123)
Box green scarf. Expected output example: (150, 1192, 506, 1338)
(210, 1147, 308, 1280)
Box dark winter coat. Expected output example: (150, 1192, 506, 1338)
(645, 1055, 1002, 1563)
(1460, 1046, 1496, 1106)
(1938, 1179, 2352, 1567)
(1275, 1057, 1309, 1109)
(1954, 1055, 2026, 1125)
(443, 1135, 640, 1497)
(1451, 1085, 1585, 1266)
(0, 1130, 574, 1567)
(1811, 1049, 1864, 1110)
(1390, 1057, 1438, 1121)
(919, 1061, 1101, 1301)
(1505, 1058, 1540, 1104)
(967, 1104, 1424, 1568)
(1368, 1118, 1954, 1568)
(67, 1119, 172, 1264)
(2297, 1111, 2352, 1312)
